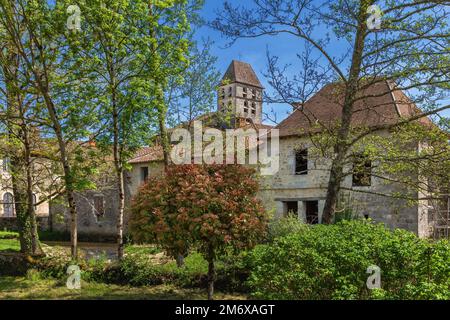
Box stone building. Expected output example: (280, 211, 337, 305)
(0, 157, 50, 231)
(2, 60, 443, 239)
(259, 81, 435, 237)
(124, 60, 439, 238)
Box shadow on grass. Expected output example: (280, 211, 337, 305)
(0, 277, 247, 300)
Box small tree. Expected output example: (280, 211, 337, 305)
(130, 164, 268, 300)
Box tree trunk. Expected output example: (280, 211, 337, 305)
(321, 1, 369, 224)
(207, 246, 216, 300)
(2, 42, 41, 255)
(113, 106, 125, 260)
(42, 91, 78, 260)
(23, 126, 42, 255)
(176, 254, 185, 267)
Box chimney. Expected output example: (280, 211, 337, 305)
(88, 135, 96, 147)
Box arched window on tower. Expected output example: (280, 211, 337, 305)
(243, 101, 248, 114)
(3, 192, 14, 217)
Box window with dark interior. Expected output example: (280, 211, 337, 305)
(93, 196, 105, 217)
(352, 155, 372, 186)
(251, 102, 256, 115)
(284, 201, 298, 216)
(243, 101, 248, 113)
(305, 201, 319, 224)
(295, 149, 308, 175)
(3, 192, 14, 217)
(140, 166, 149, 183)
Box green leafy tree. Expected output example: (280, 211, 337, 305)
(0, 0, 100, 259)
(167, 38, 221, 127)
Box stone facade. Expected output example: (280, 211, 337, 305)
(50, 188, 120, 240)
(0, 216, 49, 232)
(258, 132, 429, 236)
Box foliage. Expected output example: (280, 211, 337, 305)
(26, 243, 248, 293)
(130, 164, 268, 260)
(130, 164, 268, 298)
(0, 238, 20, 251)
(167, 38, 221, 126)
(0, 231, 19, 240)
(25, 269, 42, 282)
(248, 220, 450, 300)
(267, 215, 308, 242)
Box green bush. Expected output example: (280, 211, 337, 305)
(82, 247, 250, 292)
(0, 231, 19, 240)
(248, 220, 450, 300)
(25, 269, 43, 282)
(267, 215, 307, 242)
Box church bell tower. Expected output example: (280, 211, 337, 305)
(218, 60, 264, 126)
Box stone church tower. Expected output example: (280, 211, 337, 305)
(218, 60, 264, 126)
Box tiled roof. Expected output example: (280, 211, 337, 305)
(221, 60, 264, 89)
(128, 145, 164, 164)
(276, 80, 434, 137)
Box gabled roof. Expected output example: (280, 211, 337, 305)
(221, 60, 264, 89)
(276, 80, 434, 137)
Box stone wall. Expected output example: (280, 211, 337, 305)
(51, 188, 120, 240)
(259, 134, 425, 236)
(0, 216, 49, 232)
(0, 252, 32, 276)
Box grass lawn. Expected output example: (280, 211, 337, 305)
(0, 231, 20, 251)
(0, 277, 247, 300)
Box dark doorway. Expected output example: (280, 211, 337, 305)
(305, 201, 319, 224)
(284, 201, 298, 216)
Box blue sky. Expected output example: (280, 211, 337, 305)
(194, 0, 449, 125)
(194, 0, 304, 124)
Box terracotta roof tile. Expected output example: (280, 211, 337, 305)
(128, 145, 164, 164)
(276, 80, 434, 137)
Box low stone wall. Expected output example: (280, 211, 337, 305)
(0, 217, 49, 232)
(0, 252, 33, 276)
